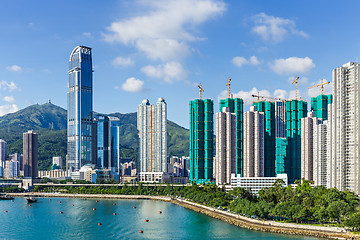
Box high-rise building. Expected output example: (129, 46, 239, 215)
(219, 98, 243, 176)
(313, 121, 329, 187)
(6, 160, 20, 178)
(0, 140, 7, 177)
(137, 98, 167, 173)
(215, 107, 236, 185)
(9, 153, 23, 171)
(23, 130, 38, 178)
(109, 117, 120, 178)
(243, 106, 264, 177)
(275, 101, 286, 138)
(276, 100, 307, 183)
(301, 112, 322, 182)
(311, 94, 332, 121)
(52, 156, 63, 169)
(96, 115, 110, 169)
(67, 46, 93, 172)
(327, 62, 360, 193)
(189, 99, 213, 183)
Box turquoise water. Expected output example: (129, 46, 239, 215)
(0, 197, 318, 240)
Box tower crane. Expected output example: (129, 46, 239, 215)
(308, 79, 330, 95)
(197, 83, 204, 100)
(226, 77, 231, 98)
(292, 76, 300, 100)
(251, 94, 286, 102)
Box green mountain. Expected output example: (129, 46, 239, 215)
(0, 103, 189, 170)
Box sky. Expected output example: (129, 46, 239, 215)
(0, 0, 360, 128)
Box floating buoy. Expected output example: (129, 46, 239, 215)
(59, 201, 61, 203)
(145, 219, 149, 222)
(84, 198, 87, 200)
(113, 203, 116, 205)
(93, 208, 96, 211)
(98, 223, 102, 226)
(139, 230, 143, 233)
(96, 200, 99, 203)
(28, 204, 32, 207)
(49, 199, 51, 201)
(72, 204, 74, 206)
(4, 210, 8, 213)
(113, 213, 116, 215)
(60, 212, 63, 214)
(11, 200, 14, 202)
(133, 206, 136, 209)
(159, 211, 162, 214)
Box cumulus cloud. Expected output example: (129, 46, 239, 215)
(252, 12, 308, 43)
(112, 56, 135, 67)
(104, 0, 226, 61)
(232, 56, 261, 68)
(219, 88, 289, 105)
(270, 57, 315, 75)
(3, 96, 15, 103)
(6, 65, 22, 72)
(273, 89, 288, 99)
(121, 77, 144, 93)
(141, 62, 187, 83)
(308, 79, 332, 97)
(83, 32, 92, 38)
(0, 80, 18, 91)
(0, 104, 19, 116)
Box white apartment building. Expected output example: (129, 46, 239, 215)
(215, 107, 236, 185)
(243, 106, 264, 177)
(327, 62, 360, 193)
(313, 121, 329, 187)
(137, 98, 167, 175)
(301, 112, 322, 182)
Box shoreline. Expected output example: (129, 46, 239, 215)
(8, 192, 358, 239)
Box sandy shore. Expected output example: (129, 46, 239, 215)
(8, 192, 359, 239)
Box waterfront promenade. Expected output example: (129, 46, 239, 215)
(8, 192, 359, 239)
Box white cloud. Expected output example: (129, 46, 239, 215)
(308, 79, 332, 97)
(0, 80, 18, 91)
(232, 56, 261, 68)
(3, 96, 15, 103)
(112, 56, 135, 67)
(121, 77, 144, 93)
(104, 0, 226, 61)
(273, 89, 288, 99)
(0, 104, 18, 116)
(6, 65, 22, 72)
(141, 62, 187, 83)
(252, 12, 308, 43)
(83, 32, 92, 38)
(270, 57, 315, 75)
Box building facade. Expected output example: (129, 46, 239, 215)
(311, 94, 332, 121)
(327, 62, 360, 193)
(23, 130, 38, 178)
(189, 99, 213, 183)
(137, 98, 167, 173)
(0, 140, 7, 177)
(215, 107, 236, 185)
(67, 46, 93, 172)
(313, 121, 329, 187)
(243, 106, 265, 177)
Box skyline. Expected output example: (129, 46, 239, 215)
(1, 1, 360, 128)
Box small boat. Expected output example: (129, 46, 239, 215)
(26, 197, 37, 203)
(0, 194, 14, 200)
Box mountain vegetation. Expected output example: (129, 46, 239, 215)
(0, 103, 189, 170)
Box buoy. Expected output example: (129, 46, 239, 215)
(93, 208, 96, 211)
(60, 212, 63, 214)
(113, 203, 116, 205)
(98, 223, 102, 226)
(145, 219, 149, 222)
(59, 201, 61, 203)
(49, 199, 51, 200)
(11, 200, 14, 202)
(133, 206, 136, 209)
(4, 210, 8, 213)
(159, 211, 162, 214)
(139, 230, 143, 233)
(96, 200, 99, 202)
(113, 213, 116, 215)
(29, 204, 32, 207)
(72, 204, 74, 206)
(84, 198, 87, 200)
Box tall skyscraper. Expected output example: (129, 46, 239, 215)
(23, 130, 38, 178)
(243, 106, 264, 177)
(189, 99, 213, 183)
(137, 98, 167, 173)
(313, 121, 329, 187)
(0, 140, 7, 177)
(67, 46, 93, 172)
(9, 153, 23, 171)
(109, 117, 120, 178)
(300, 112, 322, 182)
(96, 115, 110, 169)
(219, 98, 243, 176)
(215, 107, 236, 185)
(327, 62, 360, 193)
(311, 94, 332, 121)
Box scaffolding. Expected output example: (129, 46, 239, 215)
(311, 94, 332, 121)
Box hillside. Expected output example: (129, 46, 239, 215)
(0, 103, 189, 170)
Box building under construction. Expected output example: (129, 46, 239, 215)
(311, 94, 332, 120)
(189, 99, 214, 184)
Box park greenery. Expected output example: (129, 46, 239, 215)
(31, 180, 360, 231)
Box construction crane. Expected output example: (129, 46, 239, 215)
(226, 77, 231, 98)
(292, 76, 300, 100)
(308, 79, 330, 95)
(197, 83, 204, 99)
(251, 94, 286, 102)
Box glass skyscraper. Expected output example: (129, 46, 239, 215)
(67, 46, 93, 172)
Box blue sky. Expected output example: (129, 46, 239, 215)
(0, 0, 360, 128)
